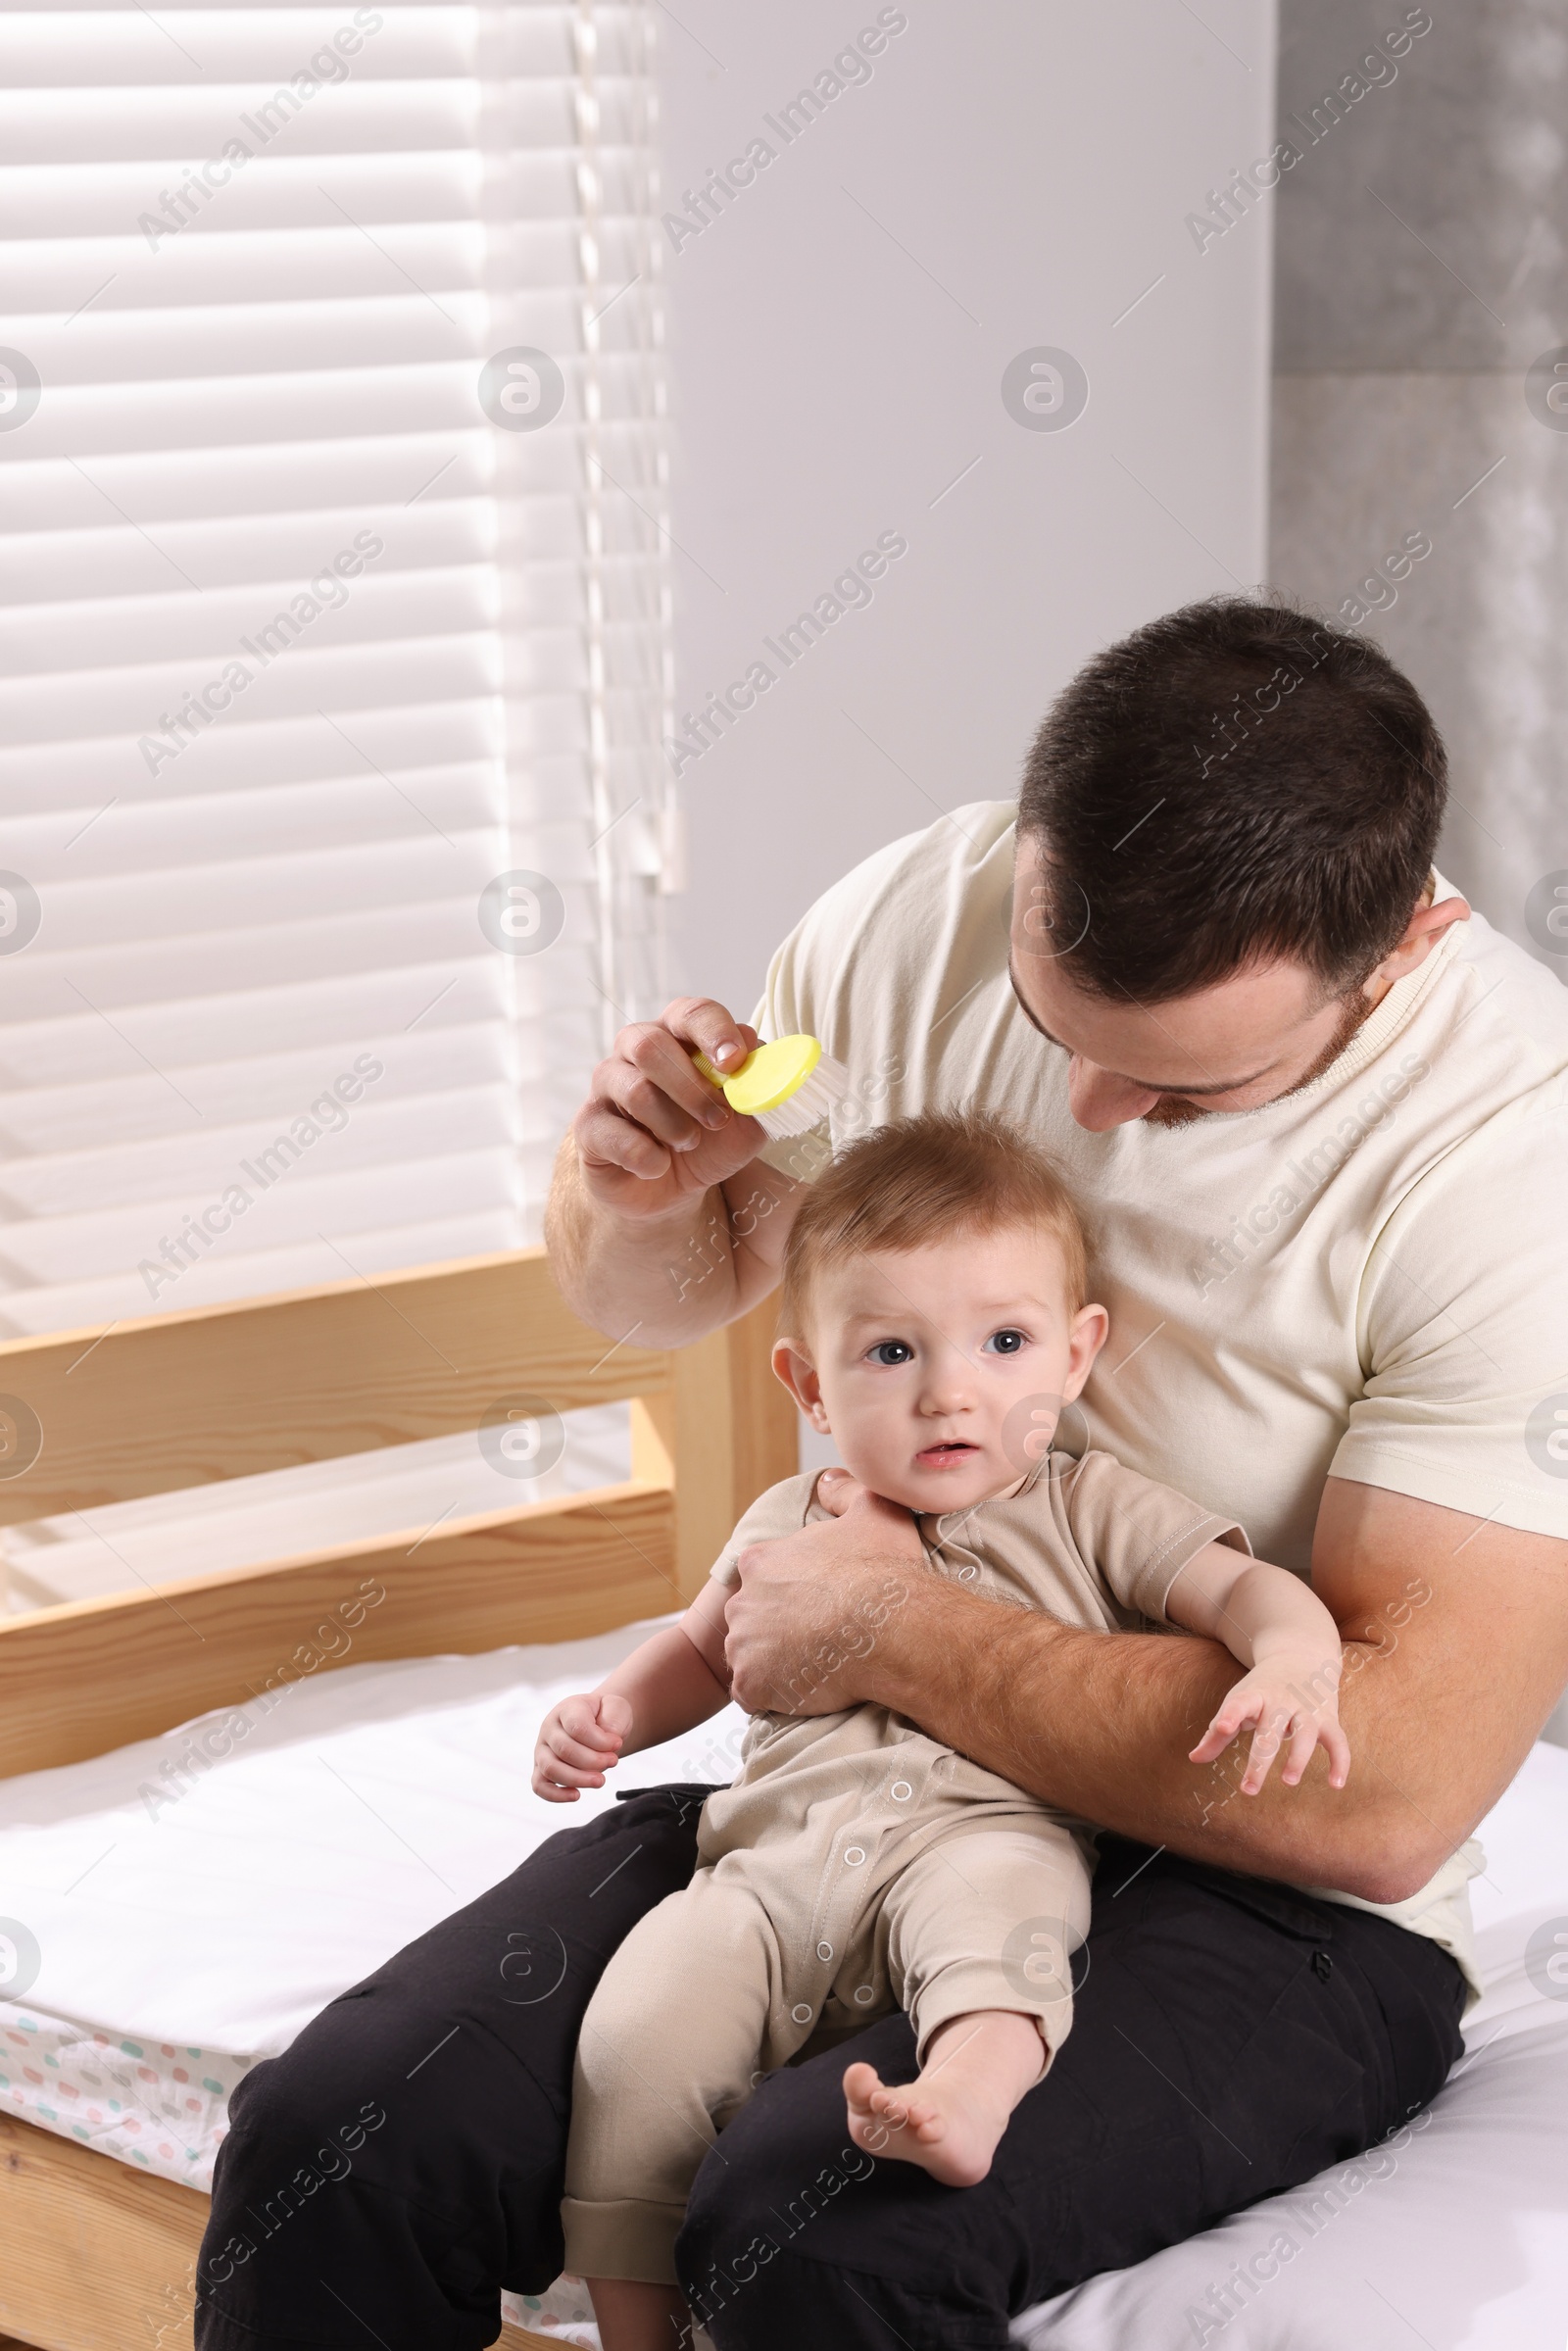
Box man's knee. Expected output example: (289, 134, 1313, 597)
(220, 1984, 408, 2172)
(200, 2001, 567, 2346)
(201, 2008, 406, 2300)
(196, 2031, 396, 2333)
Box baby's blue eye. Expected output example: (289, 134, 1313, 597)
(867, 1341, 913, 1366)
(985, 1328, 1027, 1355)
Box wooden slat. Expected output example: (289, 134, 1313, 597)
(0, 1247, 669, 1527)
(0, 1273, 795, 2347)
(0, 2113, 560, 2351)
(723, 1290, 804, 1522)
(0, 1482, 676, 1778)
(633, 1294, 800, 1599)
(0, 2110, 207, 2351)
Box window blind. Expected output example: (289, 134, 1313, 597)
(0, 0, 674, 1351)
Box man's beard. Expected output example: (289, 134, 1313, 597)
(1140, 990, 1370, 1129)
(1141, 1094, 1210, 1130)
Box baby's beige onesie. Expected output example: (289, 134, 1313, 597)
(561, 1445, 1245, 2283)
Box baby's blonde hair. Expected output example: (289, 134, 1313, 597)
(778, 1110, 1090, 1338)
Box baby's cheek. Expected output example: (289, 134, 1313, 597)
(839, 1430, 908, 1500)
(821, 1403, 887, 1474)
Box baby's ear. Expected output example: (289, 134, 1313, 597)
(772, 1338, 829, 1428)
(1061, 1300, 1110, 1402)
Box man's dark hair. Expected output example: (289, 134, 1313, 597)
(1017, 598, 1447, 1004)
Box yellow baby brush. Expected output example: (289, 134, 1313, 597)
(692, 1034, 850, 1164)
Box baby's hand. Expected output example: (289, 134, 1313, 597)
(1188, 1657, 1349, 1796)
(532, 1690, 634, 1803)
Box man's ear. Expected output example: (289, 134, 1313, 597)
(1061, 1302, 1110, 1406)
(772, 1337, 830, 1432)
(1363, 886, 1470, 997)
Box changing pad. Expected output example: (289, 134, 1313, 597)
(0, 1624, 745, 2185)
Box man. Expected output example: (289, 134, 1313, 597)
(198, 600, 1568, 2349)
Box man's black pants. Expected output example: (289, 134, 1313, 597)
(195, 1786, 1464, 2350)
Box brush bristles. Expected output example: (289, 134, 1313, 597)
(754, 1050, 852, 1140)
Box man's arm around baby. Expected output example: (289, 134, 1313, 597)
(722, 1474, 1567, 1902)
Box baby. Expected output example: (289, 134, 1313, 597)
(533, 1112, 1349, 2351)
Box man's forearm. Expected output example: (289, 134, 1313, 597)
(544, 1137, 741, 1344)
(859, 1575, 1397, 1896)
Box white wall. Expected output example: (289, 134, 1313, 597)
(657, 0, 1280, 1015)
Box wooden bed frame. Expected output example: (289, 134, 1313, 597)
(0, 1247, 796, 2351)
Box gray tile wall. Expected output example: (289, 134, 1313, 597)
(1270, 0, 1568, 961)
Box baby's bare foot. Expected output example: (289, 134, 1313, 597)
(844, 2013, 1048, 2187)
(844, 2058, 1008, 2186)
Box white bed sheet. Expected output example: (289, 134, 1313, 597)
(0, 1638, 1564, 2348)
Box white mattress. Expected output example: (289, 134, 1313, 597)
(0, 1637, 1564, 2349)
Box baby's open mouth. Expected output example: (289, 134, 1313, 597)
(917, 1441, 979, 1464)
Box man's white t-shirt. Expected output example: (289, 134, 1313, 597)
(753, 802, 1568, 1997)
